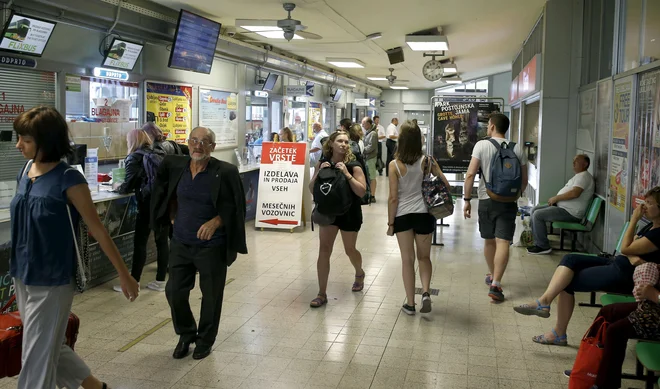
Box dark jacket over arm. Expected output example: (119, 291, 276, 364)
(150, 156, 247, 266)
(116, 152, 144, 196)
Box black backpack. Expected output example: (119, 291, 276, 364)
(313, 164, 353, 216)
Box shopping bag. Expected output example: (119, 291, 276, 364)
(422, 156, 454, 219)
(569, 316, 608, 389)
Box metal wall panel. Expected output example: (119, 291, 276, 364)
(0, 67, 56, 182)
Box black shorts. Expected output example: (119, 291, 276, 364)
(393, 213, 436, 235)
(331, 202, 363, 232)
(477, 199, 517, 241)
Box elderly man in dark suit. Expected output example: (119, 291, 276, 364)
(151, 126, 247, 360)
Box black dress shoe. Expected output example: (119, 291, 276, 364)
(172, 340, 191, 359)
(192, 344, 212, 360)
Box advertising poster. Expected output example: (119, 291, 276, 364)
(103, 39, 143, 71)
(308, 102, 322, 140)
(632, 69, 660, 208)
(432, 101, 479, 173)
(0, 14, 56, 56)
(241, 169, 260, 221)
(255, 142, 307, 229)
(199, 89, 238, 148)
(610, 80, 632, 211)
(146, 82, 192, 144)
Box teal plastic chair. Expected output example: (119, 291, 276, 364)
(552, 196, 604, 251)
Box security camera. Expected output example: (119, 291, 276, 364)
(226, 27, 237, 37)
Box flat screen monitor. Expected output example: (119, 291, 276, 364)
(0, 12, 56, 57)
(262, 73, 279, 91)
(168, 10, 221, 74)
(102, 38, 144, 71)
(332, 89, 343, 102)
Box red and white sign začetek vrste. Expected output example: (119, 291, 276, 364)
(255, 142, 307, 229)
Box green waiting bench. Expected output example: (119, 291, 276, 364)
(552, 196, 603, 252)
(634, 341, 660, 389)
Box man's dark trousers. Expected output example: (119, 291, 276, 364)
(166, 238, 228, 348)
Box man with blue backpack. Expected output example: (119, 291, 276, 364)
(463, 113, 528, 302)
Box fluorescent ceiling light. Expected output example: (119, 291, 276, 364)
(367, 75, 388, 81)
(405, 35, 449, 51)
(444, 78, 462, 84)
(240, 25, 303, 40)
(390, 86, 409, 90)
(443, 64, 458, 73)
(326, 58, 365, 68)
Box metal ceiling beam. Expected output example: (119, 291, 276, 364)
(0, 0, 381, 94)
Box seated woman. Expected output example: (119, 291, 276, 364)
(566, 284, 660, 389)
(513, 187, 660, 346)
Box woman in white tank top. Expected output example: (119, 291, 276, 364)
(387, 121, 450, 315)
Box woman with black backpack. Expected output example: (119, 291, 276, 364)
(114, 129, 170, 293)
(309, 131, 368, 308)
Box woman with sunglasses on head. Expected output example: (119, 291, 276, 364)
(387, 121, 450, 315)
(11, 106, 139, 389)
(308, 131, 368, 308)
(514, 187, 660, 347)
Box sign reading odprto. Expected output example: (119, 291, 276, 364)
(146, 82, 192, 143)
(255, 142, 307, 229)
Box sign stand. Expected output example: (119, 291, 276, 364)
(429, 95, 506, 246)
(255, 142, 308, 232)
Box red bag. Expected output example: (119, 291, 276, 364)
(0, 296, 80, 378)
(0, 296, 23, 378)
(569, 316, 609, 389)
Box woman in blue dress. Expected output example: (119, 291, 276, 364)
(10, 106, 140, 389)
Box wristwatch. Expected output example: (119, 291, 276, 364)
(463, 198, 471, 202)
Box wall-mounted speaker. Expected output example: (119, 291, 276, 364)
(386, 47, 405, 65)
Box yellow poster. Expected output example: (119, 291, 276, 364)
(146, 82, 192, 143)
(609, 80, 632, 212)
(308, 102, 322, 140)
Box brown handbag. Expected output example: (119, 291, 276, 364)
(0, 295, 80, 378)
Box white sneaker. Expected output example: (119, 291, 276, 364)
(146, 280, 166, 292)
(112, 284, 123, 293)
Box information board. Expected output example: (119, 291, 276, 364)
(146, 82, 192, 143)
(102, 38, 143, 71)
(199, 88, 238, 148)
(255, 142, 306, 229)
(0, 13, 56, 57)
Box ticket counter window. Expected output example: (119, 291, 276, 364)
(287, 101, 307, 142)
(65, 78, 139, 161)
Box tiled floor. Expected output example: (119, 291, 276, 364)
(0, 177, 648, 389)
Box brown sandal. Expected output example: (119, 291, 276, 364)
(352, 272, 365, 292)
(310, 293, 328, 308)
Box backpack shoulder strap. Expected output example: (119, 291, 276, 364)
(507, 141, 517, 148)
(488, 138, 502, 149)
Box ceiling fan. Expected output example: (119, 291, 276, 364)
(367, 68, 409, 86)
(235, 3, 322, 41)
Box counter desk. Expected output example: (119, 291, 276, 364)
(0, 187, 156, 308)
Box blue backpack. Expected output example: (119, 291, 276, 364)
(134, 148, 165, 197)
(485, 139, 522, 202)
